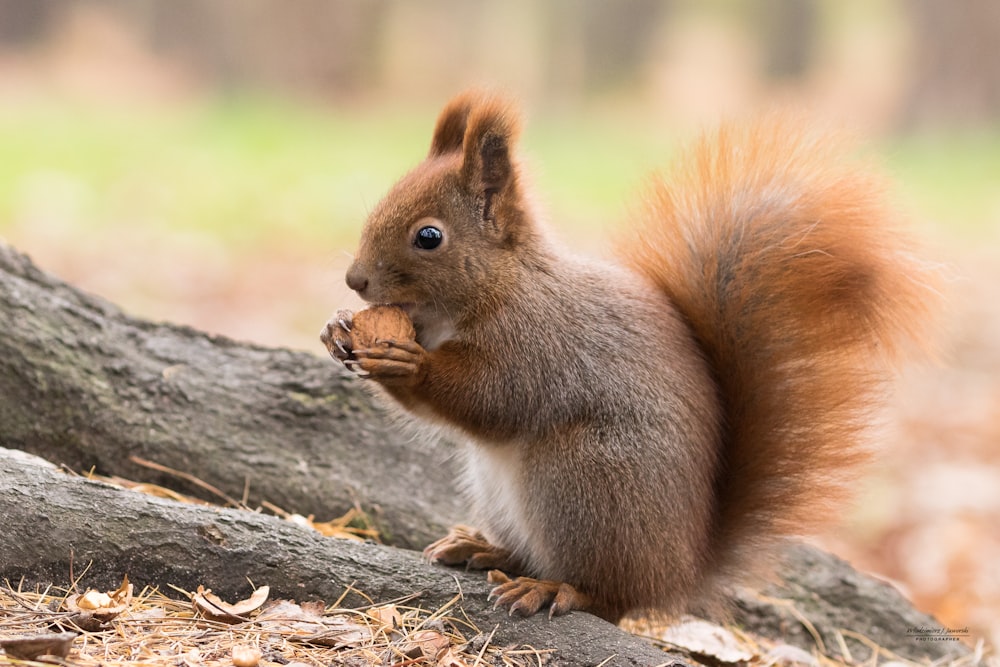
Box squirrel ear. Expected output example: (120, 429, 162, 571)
(428, 92, 477, 157)
(459, 97, 521, 219)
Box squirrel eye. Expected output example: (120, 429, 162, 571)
(414, 225, 443, 250)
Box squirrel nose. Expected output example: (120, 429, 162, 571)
(345, 265, 369, 294)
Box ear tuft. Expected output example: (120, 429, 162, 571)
(428, 91, 479, 157)
(459, 94, 521, 194)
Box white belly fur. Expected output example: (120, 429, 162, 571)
(460, 444, 543, 573)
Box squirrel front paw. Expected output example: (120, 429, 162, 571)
(487, 571, 591, 618)
(350, 338, 426, 384)
(320, 309, 355, 362)
(424, 525, 519, 571)
(322, 306, 424, 385)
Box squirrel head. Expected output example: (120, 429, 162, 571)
(346, 91, 546, 346)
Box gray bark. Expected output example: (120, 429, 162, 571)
(0, 240, 462, 549)
(0, 447, 677, 667)
(733, 545, 972, 663)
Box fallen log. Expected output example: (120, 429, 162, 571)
(0, 447, 680, 667)
(0, 240, 461, 549)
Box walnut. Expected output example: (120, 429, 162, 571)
(350, 305, 416, 349)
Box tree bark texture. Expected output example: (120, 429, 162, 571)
(0, 240, 462, 549)
(0, 242, 972, 664)
(733, 545, 971, 663)
(0, 447, 677, 667)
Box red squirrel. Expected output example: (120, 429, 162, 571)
(320, 91, 936, 622)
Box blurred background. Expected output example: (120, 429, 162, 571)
(0, 0, 997, 647)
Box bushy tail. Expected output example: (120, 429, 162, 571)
(620, 115, 938, 602)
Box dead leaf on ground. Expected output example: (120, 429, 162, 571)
(366, 603, 402, 635)
(657, 616, 755, 663)
(766, 643, 821, 666)
(192, 585, 269, 624)
(0, 632, 76, 661)
(287, 507, 380, 543)
(437, 646, 472, 667)
(256, 599, 371, 648)
(398, 629, 451, 660)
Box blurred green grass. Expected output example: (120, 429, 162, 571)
(1, 97, 997, 257)
(0, 98, 427, 251)
(883, 130, 1000, 236)
(0, 99, 672, 253)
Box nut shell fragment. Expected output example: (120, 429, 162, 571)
(63, 575, 133, 623)
(192, 585, 269, 624)
(232, 644, 263, 667)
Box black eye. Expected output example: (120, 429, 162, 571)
(414, 225, 443, 250)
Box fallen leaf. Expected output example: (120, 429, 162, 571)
(0, 632, 76, 661)
(192, 585, 269, 624)
(437, 646, 471, 667)
(367, 603, 401, 633)
(256, 599, 371, 648)
(398, 629, 450, 660)
(766, 643, 820, 666)
(299, 599, 327, 616)
(289, 508, 380, 542)
(657, 616, 755, 663)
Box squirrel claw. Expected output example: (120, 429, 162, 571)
(343, 359, 371, 377)
(487, 573, 590, 618)
(321, 309, 354, 362)
(347, 340, 426, 385)
(425, 525, 518, 571)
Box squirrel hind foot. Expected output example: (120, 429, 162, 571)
(423, 524, 519, 571)
(487, 571, 592, 619)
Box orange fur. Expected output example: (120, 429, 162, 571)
(621, 116, 937, 600)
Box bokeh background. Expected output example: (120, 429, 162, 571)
(1, 0, 997, 647)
